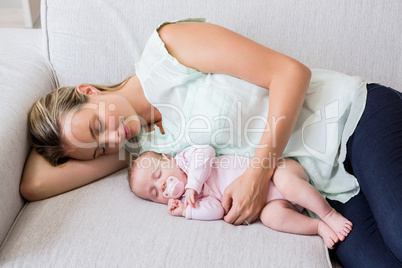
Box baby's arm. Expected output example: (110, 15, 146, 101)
(180, 145, 215, 195)
(177, 145, 216, 208)
(167, 196, 224, 221)
(186, 195, 224, 221)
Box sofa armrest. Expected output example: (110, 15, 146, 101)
(0, 28, 57, 246)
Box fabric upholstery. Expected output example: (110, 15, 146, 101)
(43, 0, 401, 90)
(0, 29, 56, 246)
(1, 0, 401, 267)
(0, 169, 331, 267)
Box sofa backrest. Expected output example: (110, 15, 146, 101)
(42, 0, 401, 90)
(0, 29, 57, 246)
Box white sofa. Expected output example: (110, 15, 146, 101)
(0, 1, 401, 267)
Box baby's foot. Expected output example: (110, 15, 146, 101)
(317, 221, 339, 249)
(323, 208, 353, 241)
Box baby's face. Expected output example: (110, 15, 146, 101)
(131, 155, 187, 204)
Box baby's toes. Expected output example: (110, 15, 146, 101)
(337, 232, 346, 241)
(330, 233, 339, 244)
(341, 227, 352, 238)
(340, 231, 348, 239)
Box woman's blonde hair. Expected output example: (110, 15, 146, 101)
(28, 79, 129, 166)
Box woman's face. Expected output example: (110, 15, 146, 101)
(61, 90, 141, 160)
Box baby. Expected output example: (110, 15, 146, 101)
(128, 145, 352, 249)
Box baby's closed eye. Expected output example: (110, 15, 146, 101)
(154, 169, 161, 179)
(152, 188, 158, 198)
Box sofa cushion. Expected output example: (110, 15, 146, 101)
(0, 169, 331, 267)
(43, 0, 402, 89)
(0, 29, 57, 246)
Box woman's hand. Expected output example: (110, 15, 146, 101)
(222, 167, 273, 225)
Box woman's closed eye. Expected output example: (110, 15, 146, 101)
(90, 118, 106, 158)
(98, 119, 104, 134)
(97, 120, 107, 155)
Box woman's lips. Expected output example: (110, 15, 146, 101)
(123, 123, 130, 140)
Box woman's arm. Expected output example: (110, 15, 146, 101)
(159, 22, 311, 225)
(20, 149, 129, 201)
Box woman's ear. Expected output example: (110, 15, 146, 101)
(76, 84, 101, 96)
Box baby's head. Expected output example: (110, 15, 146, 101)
(128, 151, 187, 204)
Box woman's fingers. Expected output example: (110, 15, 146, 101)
(223, 194, 250, 225)
(222, 177, 250, 225)
(223, 192, 265, 225)
(224, 206, 253, 226)
(223, 204, 236, 224)
(223, 168, 273, 225)
(221, 191, 233, 216)
(229, 204, 255, 226)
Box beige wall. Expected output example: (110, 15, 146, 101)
(0, 0, 21, 8)
(0, 0, 40, 28)
(22, 0, 40, 27)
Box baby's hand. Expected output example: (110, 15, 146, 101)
(184, 188, 197, 208)
(168, 199, 186, 217)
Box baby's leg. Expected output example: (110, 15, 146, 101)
(273, 158, 352, 241)
(260, 199, 338, 249)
